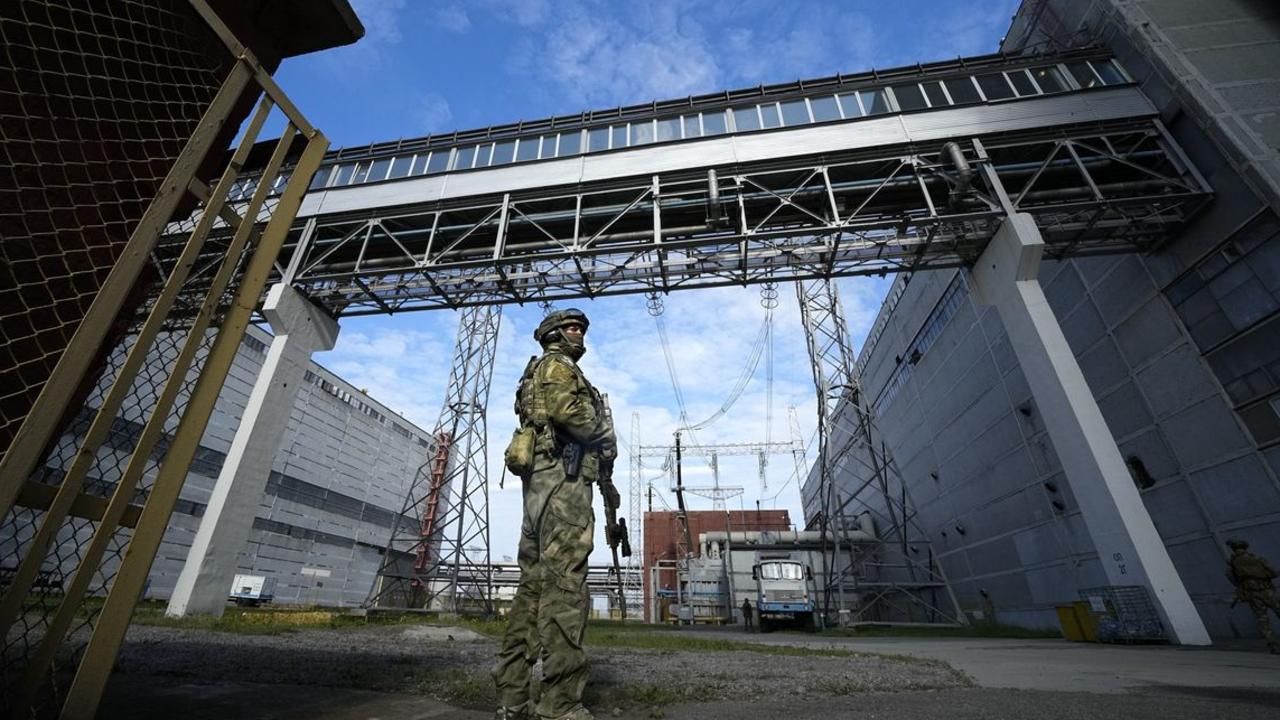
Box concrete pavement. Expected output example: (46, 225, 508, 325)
(684, 628, 1280, 693)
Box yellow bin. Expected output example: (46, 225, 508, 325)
(1056, 605, 1084, 641)
(1056, 602, 1099, 642)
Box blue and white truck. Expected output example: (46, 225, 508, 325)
(751, 554, 816, 631)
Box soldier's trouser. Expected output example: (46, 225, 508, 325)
(494, 462, 594, 718)
(1244, 587, 1280, 647)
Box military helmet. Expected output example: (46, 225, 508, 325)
(1227, 538, 1249, 550)
(534, 308, 589, 343)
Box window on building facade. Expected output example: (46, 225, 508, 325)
(588, 127, 609, 152)
(922, 81, 949, 107)
(976, 72, 1015, 100)
(859, 88, 891, 115)
(944, 77, 981, 104)
(702, 110, 728, 135)
(733, 105, 762, 131)
(837, 92, 863, 118)
(515, 136, 539, 161)
(557, 131, 581, 156)
(292, 57, 1129, 192)
(810, 95, 841, 121)
(657, 116, 681, 141)
(892, 83, 929, 111)
(780, 99, 810, 125)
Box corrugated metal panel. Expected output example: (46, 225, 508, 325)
(297, 87, 1155, 221)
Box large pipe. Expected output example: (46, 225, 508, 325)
(941, 141, 972, 207)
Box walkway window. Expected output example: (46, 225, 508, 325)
(1091, 59, 1126, 85)
(388, 155, 412, 179)
(536, 134, 557, 159)
(657, 117, 681, 141)
(557, 130, 581, 156)
(453, 145, 476, 170)
(810, 95, 841, 121)
(892, 83, 928, 111)
(944, 77, 981, 104)
(859, 88, 891, 115)
(922, 81, 949, 107)
(588, 127, 609, 152)
(611, 125, 628, 149)
(760, 102, 782, 128)
(368, 157, 392, 181)
(332, 163, 355, 186)
(1008, 69, 1039, 97)
(516, 137, 539, 161)
(491, 140, 515, 165)
(1032, 65, 1068, 93)
(780, 99, 811, 126)
(683, 115, 701, 138)
(838, 92, 863, 118)
(475, 143, 493, 166)
(426, 150, 451, 173)
(631, 119, 656, 145)
(702, 110, 727, 135)
(733, 105, 761, 131)
(309, 166, 332, 189)
(976, 72, 1015, 100)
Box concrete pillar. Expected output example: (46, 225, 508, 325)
(166, 283, 339, 617)
(968, 213, 1210, 645)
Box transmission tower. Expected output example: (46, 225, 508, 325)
(626, 411, 644, 617)
(795, 279, 965, 628)
(365, 305, 501, 614)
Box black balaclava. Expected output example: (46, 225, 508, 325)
(543, 329, 586, 361)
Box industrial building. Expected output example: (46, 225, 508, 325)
(11, 323, 428, 608)
(643, 509, 791, 622)
(802, 0, 1280, 638)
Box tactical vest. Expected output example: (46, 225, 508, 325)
(514, 351, 598, 450)
(1232, 554, 1277, 588)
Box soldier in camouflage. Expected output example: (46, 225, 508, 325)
(1226, 538, 1280, 654)
(493, 309, 616, 720)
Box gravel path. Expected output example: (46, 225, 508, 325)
(93, 624, 1280, 719)
(111, 622, 969, 710)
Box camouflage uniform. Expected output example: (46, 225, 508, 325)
(494, 310, 615, 720)
(1226, 539, 1280, 654)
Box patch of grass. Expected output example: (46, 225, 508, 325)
(588, 681, 719, 709)
(416, 667, 494, 708)
(130, 605, 464, 635)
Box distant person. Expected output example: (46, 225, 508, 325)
(1226, 539, 1280, 654)
(493, 309, 616, 720)
(742, 598, 754, 632)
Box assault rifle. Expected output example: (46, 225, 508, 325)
(598, 394, 631, 619)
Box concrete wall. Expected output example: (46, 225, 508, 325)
(145, 323, 430, 607)
(803, 0, 1280, 638)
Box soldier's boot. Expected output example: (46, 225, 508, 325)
(538, 706, 594, 720)
(495, 703, 532, 720)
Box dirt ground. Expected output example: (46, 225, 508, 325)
(86, 622, 1280, 719)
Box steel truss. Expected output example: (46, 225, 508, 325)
(364, 306, 500, 614)
(796, 279, 967, 628)
(278, 120, 1210, 316)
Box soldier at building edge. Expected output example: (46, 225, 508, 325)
(494, 309, 617, 720)
(1225, 538, 1280, 654)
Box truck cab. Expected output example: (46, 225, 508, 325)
(752, 556, 815, 631)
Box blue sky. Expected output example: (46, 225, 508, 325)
(272, 0, 1022, 563)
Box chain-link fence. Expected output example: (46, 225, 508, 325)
(0, 0, 234, 459)
(0, 1, 332, 715)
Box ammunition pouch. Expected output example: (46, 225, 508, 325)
(505, 426, 536, 477)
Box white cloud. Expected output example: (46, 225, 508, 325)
(430, 2, 472, 33)
(420, 92, 454, 134)
(351, 0, 407, 44)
